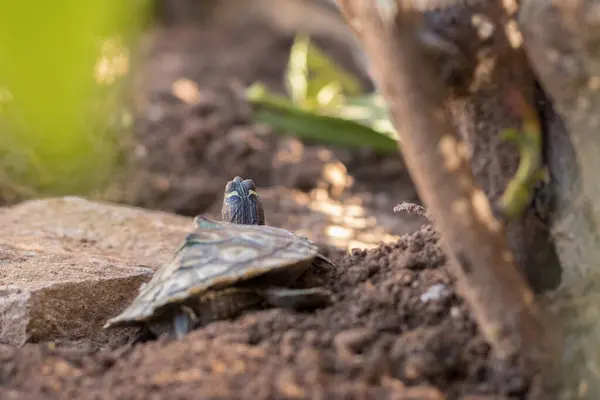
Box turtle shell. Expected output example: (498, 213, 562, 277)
(104, 216, 319, 328)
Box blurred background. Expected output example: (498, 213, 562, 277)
(0, 0, 426, 249)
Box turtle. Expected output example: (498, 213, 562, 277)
(103, 176, 334, 339)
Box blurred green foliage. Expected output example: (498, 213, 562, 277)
(498, 89, 546, 220)
(247, 83, 398, 154)
(285, 34, 362, 110)
(247, 35, 398, 154)
(0, 0, 151, 203)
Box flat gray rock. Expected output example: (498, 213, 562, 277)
(0, 197, 195, 345)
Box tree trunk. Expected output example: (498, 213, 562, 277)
(519, 0, 600, 396)
(519, 0, 600, 287)
(334, 0, 556, 385)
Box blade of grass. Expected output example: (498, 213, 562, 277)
(249, 102, 397, 154)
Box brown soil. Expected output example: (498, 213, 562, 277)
(1, 7, 533, 400)
(0, 226, 529, 399)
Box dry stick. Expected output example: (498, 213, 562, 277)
(394, 202, 434, 221)
(335, 0, 555, 367)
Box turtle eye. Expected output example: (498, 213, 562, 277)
(225, 190, 241, 204)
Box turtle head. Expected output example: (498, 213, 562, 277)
(221, 176, 265, 225)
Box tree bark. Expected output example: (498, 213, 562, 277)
(519, 0, 600, 396)
(519, 0, 600, 287)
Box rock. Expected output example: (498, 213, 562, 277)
(0, 197, 196, 345)
(0, 196, 194, 266)
(419, 283, 451, 303)
(0, 243, 153, 345)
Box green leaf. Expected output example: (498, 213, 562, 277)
(336, 93, 396, 138)
(249, 34, 399, 154)
(247, 92, 397, 154)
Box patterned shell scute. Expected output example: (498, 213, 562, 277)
(106, 218, 319, 324)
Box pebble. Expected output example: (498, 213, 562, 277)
(420, 283, 451, 303)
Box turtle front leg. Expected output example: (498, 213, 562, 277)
(145, 306, 198, 340)
(173, 306, 198, 340)
(260, 287, 333, 310)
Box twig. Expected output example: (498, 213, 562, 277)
(393, 201, 434, 221)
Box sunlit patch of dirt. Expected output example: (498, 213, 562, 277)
(205, 182, 417, 252)
(307, 188, 401, 249)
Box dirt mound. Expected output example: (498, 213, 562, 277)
(0, 226, 530, 399)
